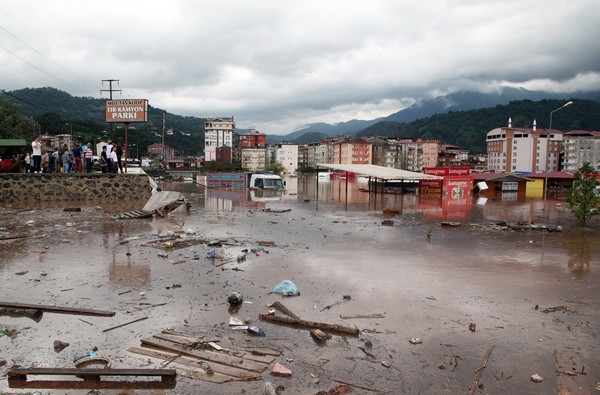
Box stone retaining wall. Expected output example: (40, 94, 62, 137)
(0, 173, 153, 202)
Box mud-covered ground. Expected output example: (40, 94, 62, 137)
(0, 177, 599, 395)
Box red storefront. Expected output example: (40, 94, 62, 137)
(419, 167, 474, 219)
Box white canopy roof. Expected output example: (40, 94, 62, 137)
(316, 164, 443, 181)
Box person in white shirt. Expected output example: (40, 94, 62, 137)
(31, 138, 42, 173)
(109, 146, 118, 173)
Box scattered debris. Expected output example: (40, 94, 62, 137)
(310, 329, 332, 343)
(129, 330, 282, 383)
(228, 292, 244, 306)
(409, 338, 422, 345)
(271, 362, 292, 377)
(0, 302, 115, 317)
(7, 367, 176, 389)
(530, 373, 543, 383)
(441, 221, 461, 228)
(53, 340, 69, 353)
(268, 301, 299, 319)
(63, 207, 82, 212)
(102, 316, 149, 333)
(469, 323, 477, 332)
(15, 271, 28, 276)
(541, 305, 572, 313)
(259, 314, 359, 336)
(381, 220, 394, 226)
(340, 313, 385, 319)
(0, 308, 43, 322)
(467, 345, 494, 395)
(314, 384, 353, 395)
(114, 191, 190, 219)
(246, 326, 266, 336)
(273, 280, 300, 296)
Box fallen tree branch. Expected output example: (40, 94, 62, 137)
(467, 345, 494, 395)
(259, 314, 359, 336)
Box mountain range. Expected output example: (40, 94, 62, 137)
(3, 87, 600, 155)
(266, 87, 600, 145)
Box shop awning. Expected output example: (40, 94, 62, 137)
(316, 164, 443, 181)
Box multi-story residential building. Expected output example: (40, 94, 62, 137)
(366, 136, 403, 169)
(204, 117, 235, 162)
(561, 130, 600, 171)
(239, 128, 266, 148)
(274, 143, 299, 174)
(241, 147, 269, 171)
(315, 136, 344, 165)
(306, 142, 320, 168)
(486, 119, 563, 173)
(297, 144, 309, 169)
(397, 138, 439, 172)
(439, 144, 469, 167)
(332, 138, 372, 165)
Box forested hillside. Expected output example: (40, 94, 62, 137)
(1, 88, 206, 156)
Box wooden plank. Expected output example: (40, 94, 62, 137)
(128, 347, 256, 382)
(237, 346, 283, 357)
(0, 302, 115, 317)
(8, 367, 175, 390)
(140, 337, 268, 373)
(152, 332, 277, 364)
(259, 313, 360, 336)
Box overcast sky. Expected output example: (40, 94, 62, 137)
(1, 0, 599, 134)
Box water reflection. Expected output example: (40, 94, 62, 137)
(564, 229, 599, 277)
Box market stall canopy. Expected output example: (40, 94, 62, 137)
(316, 164, 443, 181)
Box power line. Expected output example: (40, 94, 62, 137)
(0, 24, 99, 90)
(0, 43, 88, 96)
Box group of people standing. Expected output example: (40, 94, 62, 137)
(17, 138, 124, 174)
(99, 141, 124, 174)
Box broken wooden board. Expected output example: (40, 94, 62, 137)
(127, 347, 239, 383)
(141, 333, 281, 377)
(8, 367, 175, 390)
(140, 336, 270, 373)
(0, 302, 114, 317)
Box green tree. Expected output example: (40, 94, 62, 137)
(566, 163, 600, 227)
(265, 162, 285, 176)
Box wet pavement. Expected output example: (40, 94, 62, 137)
(0, 174, 599, 394)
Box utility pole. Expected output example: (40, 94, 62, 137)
(162, 112, 166, 172)
(101, 79, 122, 141)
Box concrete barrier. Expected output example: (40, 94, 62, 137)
(0, 173, 153, 202)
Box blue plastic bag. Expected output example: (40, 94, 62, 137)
(273, 280, 300, 296)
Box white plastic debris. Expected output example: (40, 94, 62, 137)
(409, 337, 423, 344)
(531, 373, 543, 383)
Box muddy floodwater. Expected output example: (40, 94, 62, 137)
(0, 174, 599, 395)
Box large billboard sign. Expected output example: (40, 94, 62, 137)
(105, 99, 148, 123)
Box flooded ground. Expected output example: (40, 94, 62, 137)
(0, 174, 599, 395)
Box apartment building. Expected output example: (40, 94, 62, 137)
(241, 148, 269, 171)
(486, 119, 562, 173)
(366, 136, 403, 169)
(332, 138, 372, 165)
(204, 117, 235, 162)
(399, 139, 439, 172)
(562, 130, 600, 171)
(274, 143, 299, 174)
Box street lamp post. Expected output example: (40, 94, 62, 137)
(543, 101, 573, 216)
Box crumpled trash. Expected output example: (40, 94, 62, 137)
(273, 280, 300, 296)
(227, 292, 243, 306)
